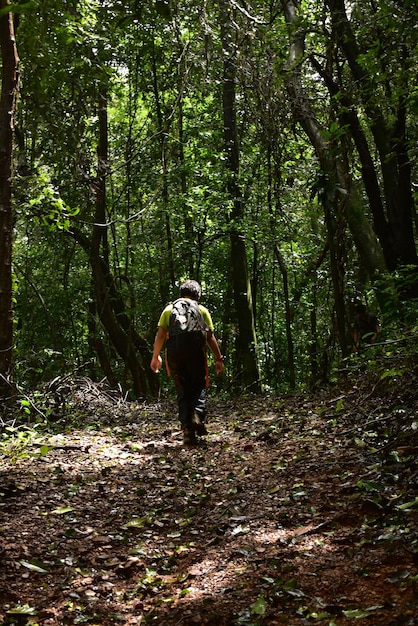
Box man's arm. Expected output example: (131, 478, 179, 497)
(371, 321, 381, 343)
(150, 326, 168, 373)
(353, 328, 359, 352)
(206, 331, 224, 375)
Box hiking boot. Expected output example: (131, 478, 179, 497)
(192, 412, 208, 436)
(182, 427, 197, 445)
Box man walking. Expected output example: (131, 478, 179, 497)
(353, 303, 380, 352)
(150, 280, 224, 445)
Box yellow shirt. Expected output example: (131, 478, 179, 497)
(158, 301, 214, 332)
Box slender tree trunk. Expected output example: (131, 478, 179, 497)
(283, 0, 391, 302)
(0, 3, 19, 394)
(309, 285, 319, 386)
(273, 245, 296, 388)
(173, 16, 196, 277)
(219, 0, 261, 392)
(327, 0, 417, 274)
(151, 36, 175, 295)
(281, 0, 350, 356)
(322, 176, 349, 356)
(266, 145, 296, 388)
(89, 89, 154, 398)
(309, 54, 391, 276)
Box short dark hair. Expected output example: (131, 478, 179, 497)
(180, 279, 201, 300)
(355, 303, 366, 314)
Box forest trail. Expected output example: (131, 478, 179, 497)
(1, 372, 417, 625)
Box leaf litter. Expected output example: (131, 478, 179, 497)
(0, 366, 418, 625)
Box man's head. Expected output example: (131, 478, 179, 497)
(180, 279, 201, 301)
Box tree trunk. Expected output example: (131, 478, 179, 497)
(151, 36, 175, 294)
(309, 286, 319, 386)
(345, 183, 387, 279)
(0, 3, 19, 394)
(322, 176, 349, 356)
(327, 0, 417, 274)
(266, 145, 296, 389)
(281, 0, 350, 356)
(219, 0, 261, 392)
(273, 245, 296, 389)
(89, 89, 154, 398)
(308, 54, 391, 276)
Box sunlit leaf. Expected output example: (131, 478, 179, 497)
(51, 506, 75, 514)
(123, 517, 152, 528)
(7, 604, 37, 615)
(19, 560, 48, 573)
(354, 438, 366, 447)
(286, 588, 306, 598)
(231, 524, 250, 536)
(39, 444, 54, 457)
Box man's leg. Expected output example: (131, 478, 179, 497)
(168, 355, 197, 444)
(168, 347, 207, 444)
(194, 386, 207, 421)
(192, 387, 208, 435)
(187, 349, 208, 436)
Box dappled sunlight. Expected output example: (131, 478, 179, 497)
(1, 393, 417, 625)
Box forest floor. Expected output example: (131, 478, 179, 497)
(1, 360, 418, 626)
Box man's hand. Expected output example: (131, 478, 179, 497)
(150, 355, 162, 373)
(150, 327, 168, 373)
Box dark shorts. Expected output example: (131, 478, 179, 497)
(167, 346, 207, 428)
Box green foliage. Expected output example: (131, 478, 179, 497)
(0, 424, 51, 463)
(26, 170, 80, 231)
(7, 0, 418, 395)
(5, 603, 37, 617)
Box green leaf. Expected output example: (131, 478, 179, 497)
(39, 444, 54, 457)
(357, 480, 381, 492)
(283, 578, 297, 590)
(251, 595, 267, 616)
(122, 517, 152, 529)
(336, 398, 344, 411)
(7, 604, 37, 615)
(343, 609, 372, 618)
(397, 498, 418, 511)
(354, 437, 367, 447)
(0, 3, 36, 18)
(180, 587, 191, 597)
(51, 506, 75, 514)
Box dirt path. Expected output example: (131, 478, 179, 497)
(1, 387, 417, 625)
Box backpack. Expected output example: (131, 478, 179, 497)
(166, 298, 208, 355)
